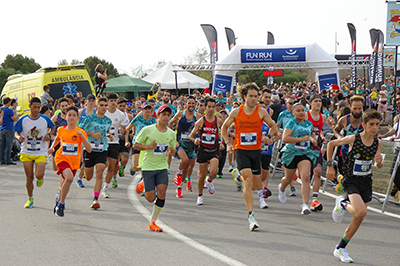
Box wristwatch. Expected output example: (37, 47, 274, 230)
(326, 161, 334, 166)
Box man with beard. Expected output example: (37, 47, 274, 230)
(154, 90, 177, 116)
(169, 96, 197, 197)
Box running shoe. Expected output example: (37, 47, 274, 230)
(148, 220, 163, 232)
(91, 199, 100, 209)
(332, 196, 346, 223)
(176, 188, 183, 198)
(248, 212, 259, 231)
(136, 180, 144, 194)
(118, 165, 125, 177)
(37, 178, 44, 187)
(333, 245, 353, 263)
(294, 174, 298, 181)
(336, 175, 344, 194)
(301, 204, 311, 215)
(233, 177, 243, 192)
(112, 179, 118, 189)
(76, 179, 85, 188)
(206, 178, 215, 194)
(260, 199, 269, 209)
(55, 204, 65, 217)
(278, 183, 287, 203)
(101, 189, 110, 198)
(24, 197, 34, 208)
(262, 187, 272, 198)
(196, 195, 204, 205)
(228, 166, 233, 172)
(174, 172, 182, 186)
(289, 187, 297, 197)
(203, 180, 207, 188)
(310, 200, 323, 211)
(217, 174, 223, 178)
(168, 169, 170, 174)
(186, 181, 193, 192)
(130, 166, 135, 176)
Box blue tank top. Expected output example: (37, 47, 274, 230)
(79, 107, 97, 125)
(261, 123, 274, 155)
(55, 113, 67, 135)
(177, 110, 196, 143)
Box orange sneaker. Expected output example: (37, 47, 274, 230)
(148, 220, 163, 232)
(310, 200, 323, 211)
(174, 172, 182, 186)
(294, 174, 298, 181)
(136, 180, 144, 194)
(176, 188, 183, 198)
(186, 181, 193, 192)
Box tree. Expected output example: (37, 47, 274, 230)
(58, 59, 68, 66)
(1, 54, 41, 74)
(83, 56, 119, 80)
(183, 47, 209, 65)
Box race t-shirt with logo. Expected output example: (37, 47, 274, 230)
(234, 105, 263, 150)
(129, 115, 157, 143)
(277, 110, 294, 129)
(134, 124, 176, 171)
(55, 126, 88, 170)
(199, 116, 219, 153)
(79, 113, 112, 152)
(14, 114, 55, 156)
(105, 109, 126, 144)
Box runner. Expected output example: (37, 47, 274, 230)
(79, 97, 112, 209)
(76, 93, 97, 188)
(102, 92, 126, 198)
(169, 96, 197, 197)
(189, 98, 224, 205)
(125, 102, 156, 175)
(14, 97, 55, 208)
(49, 106, 92, 217)
(278, 102, 319, 215)
(306, 95, 327, 211)
(154, 90, 177, 115)
(222, 83, 279, 231)
(133, 105, 176, 232)
(326, 109, 383, 263)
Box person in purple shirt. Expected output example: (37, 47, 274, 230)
(0, 97, 18, 165)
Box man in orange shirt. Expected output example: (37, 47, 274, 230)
(49, 106, 92, 217)
(222, 83, 279, 231)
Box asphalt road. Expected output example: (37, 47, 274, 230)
(1, 157, 399, 266)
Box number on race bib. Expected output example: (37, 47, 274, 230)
(154, 143, 168, 155)
(295, 141, 309, 150)
(202, 133, 215, 145)
(240, 133, 257, 145)
(353, 159, 372, 176)
(62, 143, 78, 156)
(90, 141, 104, 152)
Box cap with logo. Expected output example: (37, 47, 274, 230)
(157, 105, 172, 115)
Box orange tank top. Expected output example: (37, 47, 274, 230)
(234, 105, 263, 150)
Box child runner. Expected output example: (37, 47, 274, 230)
(326, 109, 383, 263)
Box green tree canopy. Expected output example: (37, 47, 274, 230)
(1, 54, 41, 74)
(83, 56, 119, 80)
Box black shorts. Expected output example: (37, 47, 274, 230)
(107, 144, 120, 159)
(118, 138, 130, 154)
(284, 155, 312, 170)
(84, 150, 108, 168)
(143, 169, 169, 192)
(196, 149, 220, 164)
(343, 176, 373, 203)
(235, 149, 261, 175)
(315, 152, 323, 168)
(132, 148, 140, 155)
(261, 154, 272, 170)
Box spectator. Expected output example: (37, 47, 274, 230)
(0, 97, 18, 165)
(40, 85, 53, 111)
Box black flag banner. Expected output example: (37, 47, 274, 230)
(375, 30, 385, 89)
(347, 23, 356, 90)
(369, 29, 380, 89)
(266, 31, 275, 88)
(267, 31, 275, 45)
(225, 27, 236, 50)
(201, 24, 218, 64)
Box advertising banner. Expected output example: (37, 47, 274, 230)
(225, 27, 236, 50)
(241, 48, 306, 63)
(384, 48, 396, 67)
(347, 23, 357, 89)
(201, 24, 218, 63)
(318, 73, 338, 92)
(375, 30, 385, 89)
(266, 31, 275, 87)
(369, 29, 380, 89)
(212, 74, 232, 96)
(386, 0, 400, 46)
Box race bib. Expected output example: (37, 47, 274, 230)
(27, 138, 41, 151)
(62, 143, 78, 156)
(240, 133, 257, 145)
(109, 127, 116, 137)
(90, 141, 104, 152)
(154, 143, 168, 155)
(353, 159, 372, 176)
(180, 132, 190, 142)
(202, 133, 216, 145)
(295, 141, 309, 150)
(261, 143, 269, 153)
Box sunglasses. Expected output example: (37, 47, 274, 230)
(126, 102, 132, 106)
(288, 102, 295, 105)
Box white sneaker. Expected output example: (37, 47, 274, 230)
(101, 189, 110, 198)
(196, 195, 204, 205)
(278, 183, 287, 203)
(206, 178, 215, 194)
(333, 245, 353, 263)
(260, 199, 269, 209)
(301, 204, 311, 215)
(248, 212, 259, 231)
(332, 196, 346, 223)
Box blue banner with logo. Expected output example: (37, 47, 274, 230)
(318, 73, 338, 91)
(386, 1, 400, 46)
(212, 74, 232, 96)
(240, 48, 306, 63)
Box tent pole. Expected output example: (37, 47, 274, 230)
(174, 70, 178, 93)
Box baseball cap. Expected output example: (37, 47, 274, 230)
(157, 105, 172, 115)
(271, 94, 280, 103)
(336, 100, 347, 108)
(141, 102, 151, 109)
(330, 84, 340, 91)
(218, 91, 223, 94)
(87, 94, 96, 100)
(216, 101, 223, 106)
(220, 109, 227, 114)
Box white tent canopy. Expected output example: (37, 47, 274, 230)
(212, 43, 339, 95)
(143, 62, 209, 89)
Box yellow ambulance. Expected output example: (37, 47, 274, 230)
(1, 65, 95, 114)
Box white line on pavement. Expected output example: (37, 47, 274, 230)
(127, 173, 247, 266)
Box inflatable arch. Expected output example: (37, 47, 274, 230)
(212, 43, 339, 95)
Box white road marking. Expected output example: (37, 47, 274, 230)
(127, 173, 247, 266)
